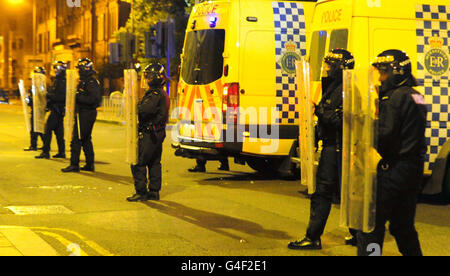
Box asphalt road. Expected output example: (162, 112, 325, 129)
(0, 102, 449, 256)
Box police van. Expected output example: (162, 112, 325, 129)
(307, 0, 450, 196)
(173, 0, 316, 175)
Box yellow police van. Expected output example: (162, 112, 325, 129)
(307, 0, 450, 196)
(173, 0, 316, 175)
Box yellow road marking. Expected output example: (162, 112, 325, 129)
(31, 227, 115, 256)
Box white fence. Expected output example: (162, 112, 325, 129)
(97, 94, 125, 124)
(97, 91, 179, 124)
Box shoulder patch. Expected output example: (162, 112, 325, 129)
(411, 94, 426, 105)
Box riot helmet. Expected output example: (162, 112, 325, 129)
(33, 66, 46, 75)
(76, 58, 95, 78)
(323, 49, 354, 77)
(53, 61, 67, 77)
(143, 63, 166, 88)
(372, 49, 417, 90)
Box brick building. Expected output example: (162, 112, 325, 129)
(0, 0, 130, 91)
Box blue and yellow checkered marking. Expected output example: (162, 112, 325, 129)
(416, 4, 450, 171)
(273, 1, 307, 124)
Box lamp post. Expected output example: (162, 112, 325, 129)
(32, 0, 36, 56)
(130, 0, 135, 69)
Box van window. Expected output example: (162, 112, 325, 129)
(309, 31, 327, 81)
(329, 29, 349, 51)
(182, 29, 225, 85)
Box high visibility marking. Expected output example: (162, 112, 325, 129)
(415, 4, 450, 172)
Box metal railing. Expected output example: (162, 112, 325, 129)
(97, 90, 179, 124)
(97, 94, 125, 124)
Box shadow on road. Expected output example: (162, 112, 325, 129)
(144, 200, 293, 241)
(79, 171, 133, 186)
(45, 158, 111, 165)
(195, 172, 306, 198)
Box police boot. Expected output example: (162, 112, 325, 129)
(24, 146, 37, 151)
(61, 165, 80, 173)
(80, 164, 95, 172)
(188, 165, 206, 173)
(147, 191, 160, 201)
(53, 153, 66, 158)
(126, 194, 148, 202)
(288, 237, 322, 250)
(35, 152, 50, 159)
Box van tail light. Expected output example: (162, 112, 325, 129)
(222, 83, 240, 124)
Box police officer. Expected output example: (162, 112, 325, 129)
(36, 61, 67, 159)
(357, 50, 427, 256)
(24, 67, 45, 151)
(127, 63, 168, 202)
(62, 58, 101, 173)
(288, 49, 356, 250)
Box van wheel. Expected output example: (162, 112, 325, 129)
(275, 140, 301, 179)
(287, 140, 301, 179)
(246, 158, 278, 175)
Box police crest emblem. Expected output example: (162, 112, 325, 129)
(424, 34, 449, 77)
(278, 40, 301, 77)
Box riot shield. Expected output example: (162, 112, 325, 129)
(124, 69, 139, 165)
(64, 70, 78, 147)
(32, 73, 47, 134)
(18, 80, 31, 133)
(296, 59, 316, 194)
(340, 68, 378, 233)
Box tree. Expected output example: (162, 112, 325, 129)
(115, 0, 195, 77)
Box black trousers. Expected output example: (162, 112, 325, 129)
(131, 130, 165, 195)
(70, 109, 97, 166)
(357, 160, 423, 256)
(306, 145, 341, 241)
(42, 111, 65, 154)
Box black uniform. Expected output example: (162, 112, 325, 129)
(70, 75, 100, 168)
(131, 87, 167, 196)
(306, 76, 344, 241)
(26, 90, 44, 150)
(357, 85, 427, 256)
(41, 75, 66, 155)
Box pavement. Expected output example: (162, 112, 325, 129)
(0, 100, 449, 256)
(0, 226, 59, 256)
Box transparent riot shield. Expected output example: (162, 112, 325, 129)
(296, 59, 316, 194)
(340, 68, 378, 233)
(18, 80, 31, 133)
(32, 73, 47, 134)
(64, 70, 78, 147)
(124, 69, 139, 165)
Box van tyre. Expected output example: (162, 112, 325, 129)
(247, 158, 278, 176)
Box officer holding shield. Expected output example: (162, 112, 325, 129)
(35, 61, 67, 159)
(289, 49, 356, 250)
(24, 67, 45, 151)
(62, 58, 101, 173)
(127, 63, 167, 202)
(357, 50, 427, 256)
